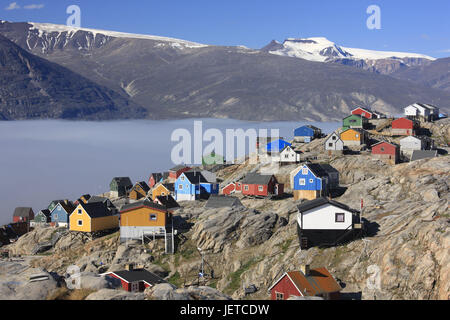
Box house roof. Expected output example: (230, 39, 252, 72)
(280, 145, 302, 154)
(150, 173, 163, 182)
(155, 195, 180, 209)
(163, 183, 175, 192)
(305, 163, 328, 178)
(241, 173, 274, 185)
(269, 268, 342, 296)
(13, 207, 33, 217)
(341, 128, 366, 134)
(52, 201, 75, 214)
(297, 197, 359, 214)
(352, 106, 373, 114)
(120, 199, 167, 213)
(79, 202, 112, 218)
(182, 171, 208, 184)
(87, 196, 109, 204)
(343, 114, 364, 120)
(106, 269, 167, 286)
(410, 150, 438, 162)
(319, 164, 339, 175)
(170, 164, 190, 172)
(133, 181, 150, 193)
(205, 195, 243, 209)
(37, 209, 51, 217)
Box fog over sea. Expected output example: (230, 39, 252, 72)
(0, 119, 339, 225)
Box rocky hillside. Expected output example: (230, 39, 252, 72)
(0, 35, 146, 121)
(2, 123, 449, 300)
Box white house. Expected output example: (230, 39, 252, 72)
(296, 197, 362, 248)
(324, 132, 344, 151)
(404, 103, 437, 122)
(279, 145, 301, 163)
(400, 136, 434, 156)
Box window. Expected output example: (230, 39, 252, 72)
(244, 185, 249, 191)
(302, 168, 308, 175)
(361, 112, 365, 117)
(332, 136, 336, 140)
(54, 214, 58, 221)
(180, 176, 185, 181)
(275, 292, 284, 300)
(78, 209, 82, 215)
(258, 186, 264, 192)
(178, 185, 183, 190)
(380, 147, 385, 152)
(355, 134, 359, 138)
(335, 213, 345, 223)
(77, 220, 83, 226)
(328, 143, 333, 147)
(299, 179, 306, 186)
(150, 214, 157, 221)
(161, 192, 165, 196)
(309, 179, 314, 183)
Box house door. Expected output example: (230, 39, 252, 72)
(131, 282, 140, 292)
(274, 185, 278, 195)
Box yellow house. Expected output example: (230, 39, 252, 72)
(70, 202, 119, 233)
(151, 183, 174, 200)
(340, 128, 366, 146)
(119, 199, 172, 242)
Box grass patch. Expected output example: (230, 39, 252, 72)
(224, 258, 261, 295)
(47, 287, 96, 300)
(168, 271, 182, 287)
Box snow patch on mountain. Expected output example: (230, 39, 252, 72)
(267, 37, 436, 62)
(28, 22, 209, 49)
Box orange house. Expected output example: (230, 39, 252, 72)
(119, 199, 173, 243)
(340, 128, 366, 146)
(151, 183, 174, 200)
(129, 181, 150, 200)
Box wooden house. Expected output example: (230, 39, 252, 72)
(371, 141, 399, 164)
(151, 183, 174, 200)
(342, 114, 367, 130)
(391, 118, 418, 136)
(240, 173, 284, 197)
(168, 165, 192, 181)
(400, 136, 434, 156)
(205, 195, 244, 209)
(324, 132, 344, 152)
(50, 201, 75, 228)
(279, 145, 302, 163)
(119, 199, 174, 253)
(174, 171, 219, 201)
(340, 128, 367, 146)
(266, 139, 291, 153)
(69, 202, 119, 233)
(148, 173, 163, 188)
(110, 177, 133, 198)
(13, 207, 34, 223)
(129, 181, 151, 200)
(221, 182, 243, 195)
(154, 195, 180, 210)
(351, 106, 374, 119)
(269, 265, 342, 300)
(291, 164, 332, 200)
(405, 103, 439, 122)
(32, 209, 51, 225)
(102, 265, 167, 292)
(297, 197, 362, 248)
(293, 125, 322, 142)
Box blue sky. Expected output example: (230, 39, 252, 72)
(1, 0, 449, 58)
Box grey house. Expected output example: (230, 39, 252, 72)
(110, 177, 133, 198)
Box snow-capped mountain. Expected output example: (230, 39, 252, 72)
(262, 37, 435, 74)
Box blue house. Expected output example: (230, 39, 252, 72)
(291, 164, 330, 201)
(294, 125, 322, 142)
(266, 139, 291, 153)
(50, 201, 75, 228)
(175, 171, 219, 201)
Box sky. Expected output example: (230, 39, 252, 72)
(0, 0, 449, 57)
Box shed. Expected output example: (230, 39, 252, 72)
(102, 266, 167, 292)
(371, 141, 399, 164)
(410, 150, 438, 162)
(110, 177, 133, 198)
(392, 118, 418, 136)
(13, 207, 34, 223)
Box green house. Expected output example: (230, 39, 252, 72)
(33, 209, 51, 224)
(343, 114, 367, 130)
(202, 151, 224, 165)
(110, 177, 133, 197)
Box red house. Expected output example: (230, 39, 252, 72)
(269, 265, 342, 300)
(351, 107, 374, 119)
(240, 173, 284, 197)
(13, 207, 34, 223)
(372, 141, 399, 164)
(148, 173, 163, 188)
(102, 265, 167, 292)
(392, 118, 418, 136)
(168, 165, 192, 180)
(221, 182, 243, 195)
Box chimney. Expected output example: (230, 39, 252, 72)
(300, 264, 310, 276)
